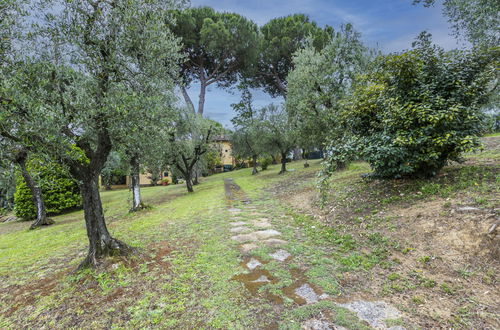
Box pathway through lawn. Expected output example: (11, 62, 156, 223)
(223, 177, 405, 330)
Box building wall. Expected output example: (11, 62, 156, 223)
(218, 141, 235, 166)
(126, 170, 173, 186)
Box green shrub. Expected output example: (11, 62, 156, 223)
(332, 34, 498, 178)
(259, 156, 273, 171)
(14, 158, 81, 220)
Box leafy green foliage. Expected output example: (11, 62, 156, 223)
(332, 34, 498, 178)
(230, 88, 268, 164)
(258, 156, 273, 171)
(14, 159, 80, 220)
(287, 23, 370, 151)
(170, 6, 259, 114)
(101, 151, 128, 189)
(414, 0, 499, 47)
(247, 14, 332, 97)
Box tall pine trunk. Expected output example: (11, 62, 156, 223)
(16, 153, 53, 229)
(252, 155, 259, 175)
(279, 152, 287, 174)
(198, 80, 206, 116)
(129, 155, 143, 212)
(79, 172, 132, 268)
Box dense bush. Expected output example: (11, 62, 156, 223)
(259, 156, 273, 170)
(14, 159, 81, 220)
(331, 34, 498, 178)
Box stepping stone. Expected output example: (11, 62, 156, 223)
(456, 206, 481, 212)
(231, 234, 257, 243)
(230, 221, 247, 226)
(228, 208, 242, 213)
(295, 283, 319, 304)
(251, 275, 270, 283)
(239, 243, 258, 253)
(269, 249, 291, 261)
(232, 230, 281, 243)
(301, 319, 343, 330)
(230, 227, 250, 233)
(246, 258, 262, 270)
(338, 301, 401, 329)
(250, 219, 273, 229)
(262, 238, 287, 246)
(253, 229, 281, 240)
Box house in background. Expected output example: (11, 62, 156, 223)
(101, 169, 173, 190)
(213, 135, 236, 172)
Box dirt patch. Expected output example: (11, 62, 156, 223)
(270, 137, 500, 328)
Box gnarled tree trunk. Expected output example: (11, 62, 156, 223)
(78, 172, 133, 268)
(279, 152, 287, 174)
(252, 154, 259, 175)
(185, 176, 194, 193)
(16, 152, 54, 229)
(129, 155, 143, 212)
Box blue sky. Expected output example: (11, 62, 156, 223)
(184, 0, 459, 128)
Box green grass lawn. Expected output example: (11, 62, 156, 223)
(0, 139, 498, 329)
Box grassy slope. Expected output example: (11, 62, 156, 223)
(0, 160, 327, 328)
(0, 137, 498, 329)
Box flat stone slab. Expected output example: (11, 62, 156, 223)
(269, 249, 291, 261)
(295, 283, 319, 304)
(232, 230, 281, 243)
(456, 206, 481, 212)
(229, 221, 247, 227)
(228, 208, 242, 213)
(339, 301, 401, 329)
(262, 238, 288, 246)
(301, 319, 346, 330)
(251, 275, 270, 283)
(250, 219, 273, 229)
(239, 243, 259, 253)
(253, 229, 281, 240)
(231, 234, 258, 243)
(230, 226, 251, 233)
(246, 258, 262, 270)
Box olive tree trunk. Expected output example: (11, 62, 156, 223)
(16, 153, 54, 229)
(78, 172, 132, 268)
(129, 155, 143, 212)
(252, 155, 259, 175)
(279, 152, 287, 174)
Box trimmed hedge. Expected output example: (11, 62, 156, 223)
(14, 159, 81, 220)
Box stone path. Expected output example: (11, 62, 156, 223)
(223, 178, 404, 329)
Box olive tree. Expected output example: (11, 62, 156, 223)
(286, 24, 370, 163)
(230, 88, 267, 175)
(11, 0, 182, 267)
(165, 109, 216, 193)
(259, 104, 296, 174)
